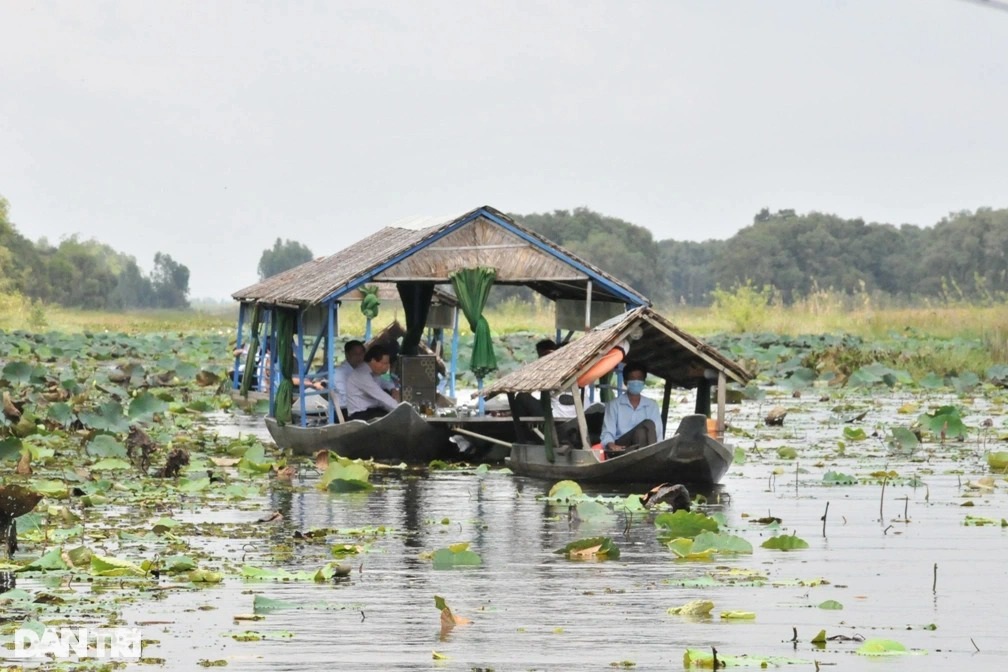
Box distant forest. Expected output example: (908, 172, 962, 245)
(515, 206, 1008, 306)
(3, 192, 1008, 311)
(0, 196, 190, 309)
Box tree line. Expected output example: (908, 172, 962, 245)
(514, 206, 1008, 306)
(4, 190, 1007, 312)
(0, 196, 190, 310)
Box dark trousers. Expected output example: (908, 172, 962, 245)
(348, 407, 388, 422)
(607, 420, 657, 456)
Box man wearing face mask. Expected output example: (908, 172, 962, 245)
(599, 361, 663, 456)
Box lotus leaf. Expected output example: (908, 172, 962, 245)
(733, 447, 746, 465)
(890, 427, 920, 453)
(777, 446, 797, 459)
(319, 458, 372, 492)
(79, 401, 130, 433)
(177, 476, 211, 493)
(46, 402, 76, 427)
(129, 392, 169, 420)
(823, 471, 857, 485)
(856, 638, 924, 656)
(720, 611, 756, 619)
(547, 480, 583, 502)
(818, 600, 843, 610)
(987, 452, 1008, 471)
(655, 510, 719, 539)
(91, 554, 145, 577)
(0, 437, 22, 461)
(666, 537, 716, 560)
(432, 543, 483, 569)
(918, 372, 946, 389)
(842, 427, 867, 441)
(86, 435, 127, 459)
(554, 536, 620, 560)
(18, 548, 69, 572)
(2, 361, 34, 385)
(690, 530, 753, 554)
(575, 500, 611, 521)
(667, 600, 714, 617)
(761, 534, 809, 551)
(918, 406, 967, 440)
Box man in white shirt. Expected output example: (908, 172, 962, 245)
(600, 361, 662, 456)
(345, 345, 400, 421)
(331, 340, 365, 419)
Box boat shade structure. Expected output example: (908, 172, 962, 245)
(231, 205, 651, 429)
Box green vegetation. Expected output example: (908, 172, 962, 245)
(258, 237, 314, 280)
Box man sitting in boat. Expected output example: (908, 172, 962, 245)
(600, 361, 663, 457)
(332, 339, 365, 419)
(345, 344, 401, 421)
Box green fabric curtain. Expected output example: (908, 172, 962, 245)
(397, 282, 434, 356)
(239, 303, 262, 396)
(449, 267, 498, 379)
(360, 285, 381, 320)
(273, 309, 295, 425)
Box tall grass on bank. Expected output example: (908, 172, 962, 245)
(3, 289, 1007, 356)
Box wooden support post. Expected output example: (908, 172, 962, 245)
(717, 371, 727, 438)
(540, 391, 557, 463)
(661, 380, 673, 440)
(569, 384, 591, 451)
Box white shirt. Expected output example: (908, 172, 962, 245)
(345, 363, 399, 415)
(331, 361, 355, 404)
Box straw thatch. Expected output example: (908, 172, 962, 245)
(482, 306, 751, 397)
(232, 206, 648, 307)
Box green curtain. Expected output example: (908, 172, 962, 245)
(397, 282, 434, 356)
(449, 267, 498, 378)
(360, 285, 381, 320)
(239, 303, 262, 396)
(273, 309, 295, 425)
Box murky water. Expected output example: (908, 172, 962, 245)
(6, 388, 1008, 671)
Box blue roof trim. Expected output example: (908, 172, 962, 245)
(316, 208, 487, 306)
(478, 209, 648, 307)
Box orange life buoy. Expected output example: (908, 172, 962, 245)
(577, 346, 626, 388)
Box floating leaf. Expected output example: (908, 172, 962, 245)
(91, 457, 132, 471)
(554, 536, 620, 560)
(818, 600, 843, 610)
(761, 535, 809, 551)
(128, 392, 169, 420)
(856, 638, 923, 656)
(823, 471, 857, 485)
(777, 446, 797, 459)
(811, 629, 827, 644)
(91, 554, 145, 577)
(987, 452, 1008, 471)
(842, 427, 867, 441)
(720, 611, 756, 619)
(432, 543, 483, 569)
(547, 480, 583, 502)
(655, 510, 719, 539)
(0, 437, 22, 461)
(319, 457, 372, 492)
(690, 530, 753, 554)
(86, 435, 127, 459)
(667, 600, 714, 617)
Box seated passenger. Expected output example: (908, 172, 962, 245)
(599, 361, 663, 456)
(345, 344, 400, 421)
(332, 340, 365, 418)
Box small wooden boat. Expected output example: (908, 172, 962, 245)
(264, 403, 453, 462)
(507, 414, 732, 484)
(482, 306, 751, 485)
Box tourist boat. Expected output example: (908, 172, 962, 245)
(230, 205, 650, 464)
(481, 306, 751, 484)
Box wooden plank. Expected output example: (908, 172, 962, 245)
(569, 385, 591, 451)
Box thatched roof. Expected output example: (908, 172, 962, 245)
(482, 306, 751, 397)
(232, 206, 648, 307)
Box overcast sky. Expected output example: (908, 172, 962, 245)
(2, 1, 1007, 299)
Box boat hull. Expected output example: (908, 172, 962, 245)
(505, 415, 733, 485)
(264, 403, 453, 463)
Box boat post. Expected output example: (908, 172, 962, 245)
(449, 306, 459, 399)
(569, 384, 591, 451)
(660, 379, 673, 440)
(232, 302, 246, 390)
(326, 301, 335, 424)
(716, 370, 727, 438)
(296, 309, 307, 427)
(539, 391, 557, 463)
